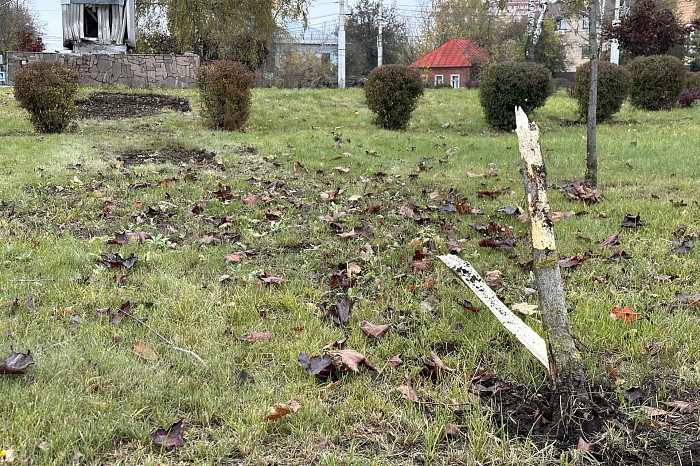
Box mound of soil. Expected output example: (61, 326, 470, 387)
(117, 147, 216, 166)
(76, 92, 191, 120)
(489, 381, 700, 465)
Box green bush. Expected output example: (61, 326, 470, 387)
(686, 71, 700, 91)
(479, 61, 553, 130)
(13, 61, 79, 134)
(364, 65, 424, 130)
(196, 60, 254, 131)
(627, 55, 686, 111)
(573, 61, 629, 122)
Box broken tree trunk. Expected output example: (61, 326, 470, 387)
(515, 107, 587, 393)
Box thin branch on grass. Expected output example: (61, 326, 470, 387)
(119, 308, 206, 366)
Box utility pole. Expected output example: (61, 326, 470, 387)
(610, 0, 621, 64)
(377, 1, 383, 67)
(338, 0, 346, 88)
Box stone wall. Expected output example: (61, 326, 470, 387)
(6, 53, 199, 88)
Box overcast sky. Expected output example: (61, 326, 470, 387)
(31, 0, 423, 52)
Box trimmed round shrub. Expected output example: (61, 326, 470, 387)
(196, 60, 254, 131)
(627, 55, 686, 111)
(13, 61, 79, 134)
(573, 61, 629, 122)
(479, 61, 553, 130)
(364, 65, 424, 130)
(686, 71, 700, 92)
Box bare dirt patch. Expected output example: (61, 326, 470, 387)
(491, 381, 700, 465)
(76, 92, 191, 120)
(117, 147, 217, 167)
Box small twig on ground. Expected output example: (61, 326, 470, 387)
(119, 308, 206, 366)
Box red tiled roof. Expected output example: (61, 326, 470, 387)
(409, 39, 489, 69)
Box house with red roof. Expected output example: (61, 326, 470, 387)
(409, 39, 489, 88)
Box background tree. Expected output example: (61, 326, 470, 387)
(346, 0, 409, 78)
(0, 0, 43, 53)
(136, 0, 311, 66)
(605, 0, 696, 59)
(16, 30, 44, 52)
(417, 0, 492, 55)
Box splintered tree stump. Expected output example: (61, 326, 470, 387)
(515, 107, 586, 393)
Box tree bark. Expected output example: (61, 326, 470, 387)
(526, 0, 549, 60)
(585, 0, 599, 188)
(515, 107, 587, 393)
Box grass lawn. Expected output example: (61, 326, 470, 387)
(1, 85, 699, 465)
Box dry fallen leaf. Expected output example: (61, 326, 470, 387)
(661, 400, 694, 414)
(0, 347, 36, 374)
(396, 384, 419, 402)
(640, 406, 669, 417)
(387, 354, 403, 368)
(239, 332, 271, 343)
(609, 305, 643, 323)
(133, 342, 158, 362)
(360, 321, 392, 339)
(266, 400, 301, 420)
(511, 303, 538, 315)
(151, 417, 185, 450)
(330, 349, 377, 373)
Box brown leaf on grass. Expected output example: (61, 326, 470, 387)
(610, 306, 643, 323)
(485, 270, 503, 289)
(338, 222, 375, 239)
(239, 332, 271, 343)
(497, 206, 523, 215)
(444, 422, 460, 439)
(610, 251, 632, 262)
(479, 236, 515, 249)
(669, 240, 694, 255)
(458, 299, 479, 313)
(446, 230, 463, 254)
(511, 303, 538, 315)
(466, 171, 485, 178)
(319, 296, 354, 325)
(624, 387, 645, 403)
(477, 188, 511, 198)
(661, 401, 694, 414)
(334, 166, 350, 173)
(225, 249, 255, 262)
(562, 178, 602, 204)
(605, 364, 626, 385)
(330, 349, 377, 373)
(298, 353, 338, 379)
(242, 193, 262, 206)
(0, 347, 35, 374)
(212, 184, 233, 201)
(346, 262, 362, 276)
(258, 273, 287, 285)
(419, 352, 456, 380)
(387, 354, 403, 368)
(411, 259, 431, 273)
(106, 231, 152, 245)
(600, 232, 620, 248)
(577, 437, 596, 454)
(133, 342, 158, 362)
(361, 321, 392, 338)
(97, 253, 137, 269)
(621, 213, 647, 228)
(397, 384, 419, 402)
(652, 274, 676, 281)
(640, 406, 670, 417)
(676, 292, 700, 306)
(558, 256, 586, 269)
(266, 400, 301, 420)
(329, 272, 354, 289)
(551, 210, 575, 222)
(151, 417, 185, 450)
